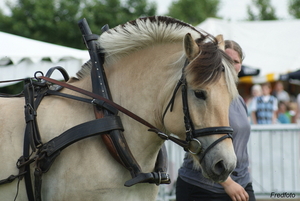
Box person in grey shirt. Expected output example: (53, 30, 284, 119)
(176, 40, 256, 201)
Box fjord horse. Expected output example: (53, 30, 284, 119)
(0, 16, 238, 200)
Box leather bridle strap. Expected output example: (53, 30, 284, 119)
(193, 127, 234, 163)
(200, 133, 232, 163)
(193, 126, 234, 137)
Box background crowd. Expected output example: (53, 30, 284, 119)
(245, 81, 299, 124)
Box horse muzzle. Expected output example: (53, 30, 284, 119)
(187, 126, 234, 162)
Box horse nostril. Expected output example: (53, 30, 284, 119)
(213, 160, 226, 175)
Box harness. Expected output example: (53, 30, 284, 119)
(0, 18, 234, 200)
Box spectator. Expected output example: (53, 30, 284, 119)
(273, 81, 290, 103)
(246, 84, 262, 122)
(287, 101, 297, 123)
(277, 101, 290, 124)
(251, 82, 278, 124)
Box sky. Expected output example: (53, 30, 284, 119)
(153, 0, 293, 21)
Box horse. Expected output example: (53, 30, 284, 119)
(0, 16, 238, 200)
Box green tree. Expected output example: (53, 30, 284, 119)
(167, 0, 220, 25)
(0, 0, 88, 49)
(288, 0, 300, 18)
(0, 0, 157, 49)
(247, 0, 278, 20)
(81, 0, 156, 33)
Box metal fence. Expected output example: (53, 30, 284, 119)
(157, 124, 300, 201)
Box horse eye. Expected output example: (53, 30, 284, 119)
(194, 90, 207, 100)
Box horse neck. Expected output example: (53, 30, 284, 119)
(104, 43, 184, 170)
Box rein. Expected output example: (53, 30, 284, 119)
(39, 76, 189, 149)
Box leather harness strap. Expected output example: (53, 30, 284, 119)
(40, 76, 189, 149)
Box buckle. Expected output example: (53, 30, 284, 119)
(124, 171, 171, 187)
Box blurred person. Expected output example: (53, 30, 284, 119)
(277, 101, 290, 124)
(287, 101, 297, 123)
(251, 82, 278, 124)
(176, 40, 256, 201)
(246, 84, 262, 122)
(296, 94, 300, 123)
(273, 81, 290, 103)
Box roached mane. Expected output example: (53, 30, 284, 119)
(76, 16, 237, 97)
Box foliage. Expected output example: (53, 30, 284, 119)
(0, 0, 157, 49)
(167, 0, 220, 25)
(82, 0, 156, 35)
(288, 0, 300, 18)
(247, 0, 278, 20)
(0, 81, 24, 94)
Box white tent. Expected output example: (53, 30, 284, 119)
(197, 18, 300, 83)
(0, 31, 89, 87)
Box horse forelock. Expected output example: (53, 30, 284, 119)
(185, 39, 238, 100)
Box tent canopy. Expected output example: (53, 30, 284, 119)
(0, 32, 89, 86)
(197, 18, 300, 83)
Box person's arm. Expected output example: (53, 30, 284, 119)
(220, 177, 249, 201)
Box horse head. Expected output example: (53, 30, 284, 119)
(162, 32, 238, 182)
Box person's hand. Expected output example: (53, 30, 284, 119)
(220, 177, 249, 201)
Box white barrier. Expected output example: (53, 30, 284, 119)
(249, 124, 300, 198)
(157, 124, 300, 201)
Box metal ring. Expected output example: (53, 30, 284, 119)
(188, 138, 202, 155)
(34, 71, 44, 80)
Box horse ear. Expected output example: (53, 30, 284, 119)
(184, 33, 199, 61)
(216, 34, 225, 51)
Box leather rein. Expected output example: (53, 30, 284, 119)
(38, 75, 190, 149)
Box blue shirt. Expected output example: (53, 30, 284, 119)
(178, 95, 252, 193)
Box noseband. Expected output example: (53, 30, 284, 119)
(162, 60, 233, 163)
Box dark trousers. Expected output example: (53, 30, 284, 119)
(176, 176, 256, 201)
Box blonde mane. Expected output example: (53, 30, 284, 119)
(76, 16, 206, 79)
(98, 16, 204, 66)
(76, 16, 238, 100)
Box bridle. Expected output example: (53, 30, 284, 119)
(162, 60, 234, 163)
